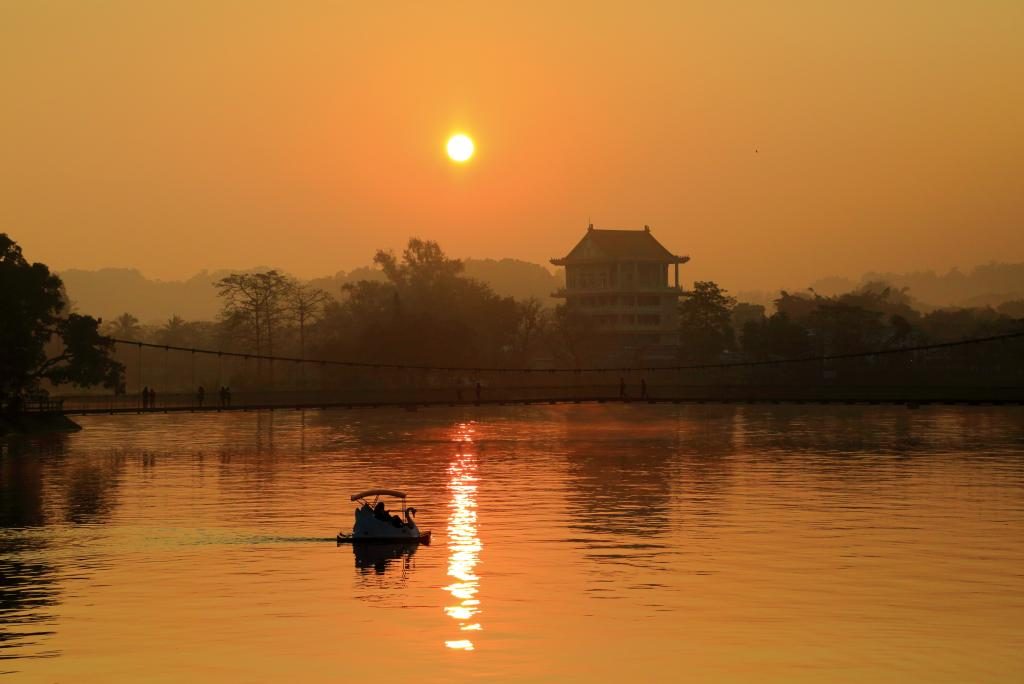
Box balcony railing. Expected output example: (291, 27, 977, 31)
(552, 285, 684, 297)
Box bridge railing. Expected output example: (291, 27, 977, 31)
(53, 381, 1024, 412)
(6, 396, 66, 413)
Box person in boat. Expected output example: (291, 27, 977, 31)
(373, 501, 389, 522)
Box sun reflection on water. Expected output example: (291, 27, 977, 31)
(444, 423, 482, 651)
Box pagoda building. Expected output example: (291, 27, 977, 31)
(551, 225, 689, 351)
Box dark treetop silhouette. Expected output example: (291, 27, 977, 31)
(0, 234, 123, 412)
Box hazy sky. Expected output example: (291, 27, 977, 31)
(3, 2, 1022, 291)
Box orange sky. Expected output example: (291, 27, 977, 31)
(2, 2, 1022, 291)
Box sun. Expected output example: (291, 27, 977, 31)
(446, 134, 475, 163)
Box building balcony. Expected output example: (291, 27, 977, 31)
(551, 285, 684, 298)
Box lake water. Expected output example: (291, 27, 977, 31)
(2, 405, 1023, 682)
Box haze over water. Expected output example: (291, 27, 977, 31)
(2, 405, 1022, 682)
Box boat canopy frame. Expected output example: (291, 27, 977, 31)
(351, 489, 408, 505)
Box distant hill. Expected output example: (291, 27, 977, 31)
(60, 259, 564, 323)
(61, 259, 1021, 323)
(60, 268, 226, 323)
(462, 258, 562, 303)
(809, 263, 1024, 310)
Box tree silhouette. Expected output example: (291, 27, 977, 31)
(286, 283, 331, 360)
(0, 234, 123, 408)
(679, 281, 737, 362)
(157, 315, 189, 346)
(321, 238, 519, 367)
(216, 271, 291, 357)
(106, 312, 142, 341)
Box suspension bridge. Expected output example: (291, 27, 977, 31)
(39, 329, 1024, 415)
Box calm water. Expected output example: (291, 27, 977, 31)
(2, 405, 1023, 682)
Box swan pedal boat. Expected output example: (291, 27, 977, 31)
(337, 489, 432, 545)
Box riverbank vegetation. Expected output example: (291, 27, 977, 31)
(0, 234, 123, 415)
(4, 233, 1022, 401)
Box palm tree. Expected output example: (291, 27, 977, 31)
(106, 312, 142, 341)
(158, 315, 189, 346)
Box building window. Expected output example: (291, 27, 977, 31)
(638, 295, 659, 306)
(638, 314, 661, 326)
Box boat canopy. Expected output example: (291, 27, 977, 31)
(351, 489, 407, 502)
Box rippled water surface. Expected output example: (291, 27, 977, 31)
(2, 405, 1023, 682)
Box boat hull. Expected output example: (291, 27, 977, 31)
(337, 530, 432, 545)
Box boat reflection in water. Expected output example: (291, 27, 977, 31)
(444, 423, 482, 651)
(352, 541, 420, 576)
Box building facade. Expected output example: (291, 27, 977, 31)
(551, 225, 689, 353)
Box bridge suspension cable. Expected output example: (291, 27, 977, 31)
(106, 328, 1024, 375)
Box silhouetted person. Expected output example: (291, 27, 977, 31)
(640, 378, 648, 400)
(374, 501, 389, 522)
(619, 377, 627, 399)
(149, 387, 157, 409)
(141, 386, 149, 409)
(218, 386, 226, 407)
(197, 385, 205, 407)
(225, 386, 232, 407)
(475, 381, 482, 402)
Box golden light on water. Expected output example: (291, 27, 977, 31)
(444, 422, 482, 650)
(445, 639, 475, 651)
(446, 134, 475, 162)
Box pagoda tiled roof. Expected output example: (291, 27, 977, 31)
(552, 227, 686, 264)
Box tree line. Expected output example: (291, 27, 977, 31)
(3, 232, 1023, 409)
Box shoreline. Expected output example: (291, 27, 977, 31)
(0, 412, 82, 436)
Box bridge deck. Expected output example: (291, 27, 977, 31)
(56, 393, 1024, 415)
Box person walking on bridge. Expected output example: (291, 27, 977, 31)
(141, 386, 149, 410)
(197, 385, 205, 408)
(640, 378, 648, 400)
(149, 387, 157, 410)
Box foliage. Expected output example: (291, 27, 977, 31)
(679, 281, 737, 362)
(105, 312, 142, 340)
(314, 239, 520, 367)
(216, 270, 292, 356)
(741, 313, 812, 360)
(49, 237, 1021, 394)
(287, 283, 331, 358)
(549, 304, 604, 368)
(0, 234, 123, 407)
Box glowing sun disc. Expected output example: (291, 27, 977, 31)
(447, 134, 475, 162)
